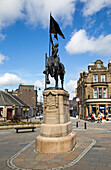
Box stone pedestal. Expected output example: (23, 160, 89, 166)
(36, 88, 76, 153)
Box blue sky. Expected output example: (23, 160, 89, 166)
(0, 0, 111, 100)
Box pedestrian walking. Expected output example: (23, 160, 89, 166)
(100, 112, 102, 123)
(91, 114, 95, 122)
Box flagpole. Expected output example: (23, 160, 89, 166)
(45, 53, 47, 89)
(49, 13, 51, 57)
(49, 33, 51, 57)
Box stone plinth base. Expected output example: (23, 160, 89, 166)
(36, 89, 76, 154)
(40, 121, 72, 137)
(36, 131, 76, 154)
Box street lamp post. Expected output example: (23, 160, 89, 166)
(36, 87, 41, 117)
(76, 98, 79, 119)
(71, 90, 77, 117)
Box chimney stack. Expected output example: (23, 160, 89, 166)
(5, 89, 8, 93)
(108, 60, 111, 71)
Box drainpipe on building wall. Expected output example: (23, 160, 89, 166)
(83, 106, 84, 120)
(79, 108, 80, 121)
(82, 83, 84, 120)
(76, 97, 79, 118)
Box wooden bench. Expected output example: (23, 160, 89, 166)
(15, 126, 36, 133)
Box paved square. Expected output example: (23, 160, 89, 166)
(1, 118, 111, 169)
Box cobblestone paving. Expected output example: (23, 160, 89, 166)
(1, 118, 111, 170)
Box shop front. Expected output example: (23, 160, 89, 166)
(23, 107, 30, 118)
(7, 106, 15, 120)
(92, 105, 96, 114)
(0, 106, 4, 118)
(99, 105, 105, 114)
(0, 90, 30, 121)
(86, 102, 110, 119)
(108, 105, 111, 117)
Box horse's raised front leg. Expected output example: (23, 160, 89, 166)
(46, 74, 50, 84)
(45, 66, 50, 84)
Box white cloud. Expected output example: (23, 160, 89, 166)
(34, 78, 77, 100)
(0, 0, 111, 39)
(0, 0, 24, 29)
(34, 77, 55, 102)
(0, 73, 27, 87)
(34, 76, 55, 89)
(65, 80, 77, 99)
(0, 53, 8, 64)
(65, 29, 111, 56)
(24, 0, 76, 28)
(0, 0, 76, 35)
(34, 79, 45, 89)
(34, 79, 44, 102)
(0, 33, 5, 41)
(81, 0, 111, 16)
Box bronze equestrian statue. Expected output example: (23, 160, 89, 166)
(43, 36, 65, 89)
(43, 14, 65, 89)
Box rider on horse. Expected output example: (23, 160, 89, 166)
(48, 36, 61, 76)
(43, 36, 59, 79)
(43, 35, 65, 88)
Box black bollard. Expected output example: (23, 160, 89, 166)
(76, 122, 78, 128)
(84, 122, 87, 129)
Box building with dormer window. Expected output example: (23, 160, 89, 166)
(77, 60, 111, 119)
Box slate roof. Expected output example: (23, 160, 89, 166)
(0, 91, 28, 107)
(12, 95, 29, 107)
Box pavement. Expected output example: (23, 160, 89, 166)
(1, 117, 111, 170)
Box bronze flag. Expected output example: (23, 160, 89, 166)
(49, 14, 65, 39)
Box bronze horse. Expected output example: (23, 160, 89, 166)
(44, 55, 65, 89)
(43, 36, 65, 89)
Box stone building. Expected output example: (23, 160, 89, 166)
(12, 85, 37, 116)
(77, 60, 111, 119)
(0, 90, 29, 120)
(4, 85, 37, 118)
(72, 97, 78, 117)
(17, 85, 37, 108)
(69, 100, 73, 116)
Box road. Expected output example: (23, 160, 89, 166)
(0, 117, 111, 170)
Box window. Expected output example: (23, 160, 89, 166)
(0, 108, 3, 117)
(93, 75, 98, 82)
(89, 67, 91, 71)
(97, 64, 101, 68)
(101, 75, 105, 82)
(94, 88, 97, 98)
(99, 88, 102, 98)
(103, 88, 107, 98)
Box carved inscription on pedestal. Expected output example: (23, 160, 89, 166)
(47, 94, 56, 110)
(44, 92, 58, 112)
